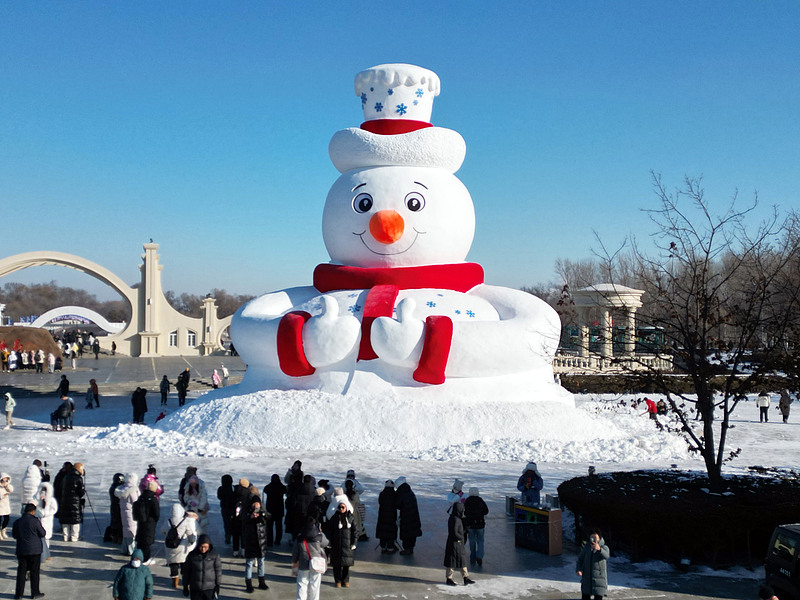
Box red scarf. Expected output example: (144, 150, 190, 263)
(277, 263, 484, 385)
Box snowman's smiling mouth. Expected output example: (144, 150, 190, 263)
(355, 229, 424, 255)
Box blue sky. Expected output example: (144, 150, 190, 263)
(1, 2, 798, 301)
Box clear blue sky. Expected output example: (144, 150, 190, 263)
(2, 2, 798, 301)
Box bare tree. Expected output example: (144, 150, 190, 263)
(601, 173, 800, 488)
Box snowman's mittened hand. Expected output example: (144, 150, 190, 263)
(303, 295, 361, 367)
(370, 298, 425, 367)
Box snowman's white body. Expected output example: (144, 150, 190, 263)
(231, 64, 565, 401)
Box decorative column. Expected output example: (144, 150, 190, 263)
(201, 296, 218, 356)
(625, 308, 637, 356)
(601, 308, 613, 359)
(138, 242, 163, 357)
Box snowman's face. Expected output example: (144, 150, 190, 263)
(323, 166, 475, 268)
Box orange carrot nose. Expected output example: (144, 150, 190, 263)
(369, 210, 405, 244)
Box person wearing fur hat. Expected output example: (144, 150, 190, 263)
(240, 498, 270, 592)
(517, 462, 544, 507)
(443, 502, 475, 586)
(115, 472, 140, 556)
(292, 517, 329, 600)
(324, 495, 358, 587)
(183, 534, 221, 600)
(464, 487, 488, 566)
(59, 462, 85, 542)
(163, 503, 198, 589)
(106, 473, 125, 544)
(134, 480, 161, 564)
(395, 477, 422, 555)
(3, 391, 15, 429)
(261, 474, 287, 546)
(446, 478, 465, 507)
(231, 478, 252, 557)
(113, 548, 154, 600)
(35, 481, 58, 560)
(0, 472, 14, 540)
(183, 476, 210, 533)
(376, 479, 398, 553)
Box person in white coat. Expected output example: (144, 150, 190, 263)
(3, 392, 15, 429)
(182, 476, 210, 534)
(0, 472, 13, 539)
(115, 472, 140, 556)
(21, 463, 42, 514)
(35, 481, 58, 560)
(163, 503, 198, 589)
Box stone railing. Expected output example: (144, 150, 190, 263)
(553, 352, 673, 374)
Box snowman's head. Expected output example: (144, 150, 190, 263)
(323, 166, 475, 268)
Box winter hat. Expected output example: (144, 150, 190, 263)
(316, 487, 326, 496)
(452, 479, 464, 492)
(317, 479, 330, 490)
(524, 462, 539, 475)
(239, 478, 250, 488)
(333, 486, 344, 497)
(147, 480, 159, 493)
(248, 485, 259, 496)
(131, 548, 144, 562)
(384, 479, 394, 488)
(0, 472, 10, 482)
(395, 476, 406, 488)
(329, 64, 466, 174)
(74, 462, 84, 475)
(197, 534, 212, 549)
(346, 469, 356, 479)
(468, 487, 480, 497)
(335, 496, 354, 513)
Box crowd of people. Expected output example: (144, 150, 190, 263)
(0, 331, 106, 376)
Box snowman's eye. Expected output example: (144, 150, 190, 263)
(405, 192, 425, 212)
(353, 193, 373, 213)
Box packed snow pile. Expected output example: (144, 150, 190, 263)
(149, 387, 690, 461)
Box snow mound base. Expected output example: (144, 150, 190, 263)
(147, 386, 690, 462)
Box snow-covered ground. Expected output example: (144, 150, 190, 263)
(1, 386, 795, 598)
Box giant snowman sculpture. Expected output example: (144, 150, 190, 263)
(231, 64, 569, 405)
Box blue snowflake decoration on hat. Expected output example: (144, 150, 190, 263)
(361, 93, 367, 105)
(374, 102, 383, 112)
(396, 103, 407, 116)
(416, 88, 424, 97)
(387, 89, 393, 95)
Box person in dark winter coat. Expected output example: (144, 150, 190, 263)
(217, 474, 236, 545)
(134, 481, 161, 563)
(291, 517, 329, 600)
(463, 487, 489, 566)
(183, 534, 221, 600)
(59, 462, 85, 542)
(376, 479, 398, 553)
(106, 472, 125, 544)
(57, 374, 70, 397)
(240, 500, 270, 592)
(306, 487, 329, 526)
(443, 502, 475, 586)
(261, 474, 286, 546)
(112, 548, 154, 600)
(13, 503, 46, 599)
(131, 388, 148, 424)
(52, 461, 72, 521)
(231, 478, 252, 557)
(576, 529, 610, 600)
(324, 496, 357, 587)
(395, 477, 422, 555)
(286, 475, 316, 541)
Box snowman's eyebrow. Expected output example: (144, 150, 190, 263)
(351, 183, 367, 192)
(413, 181, 428, 190)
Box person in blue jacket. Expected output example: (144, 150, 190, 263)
(113, 548, 154, 600)
(516, 461, 544, 506)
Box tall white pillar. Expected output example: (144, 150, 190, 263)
(625, 308, 637, 356)
(601, 309, 613, 358)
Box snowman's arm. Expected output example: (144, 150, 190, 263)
(445, 284, 562, 377)
(230, 286, 319, 371)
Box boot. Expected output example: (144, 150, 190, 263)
(258, 577, 268, 590)
(0, 528, 6, 540)
(464, 577, 476, 585)
(446, 578, 457, 586)
(245, 578, 254, 593)
(172, 577, 179, 589)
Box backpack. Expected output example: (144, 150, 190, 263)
(165, 516, 186, 549)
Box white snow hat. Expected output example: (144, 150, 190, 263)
(468, 487, 480, 497)
(384, 479, 394, 488)
(452, 478, 464, 492)
(329, 63, 466, 174)
(395, 476, 407, 488)
(335, 495, 354, 513)
(525, 462, 539, 474)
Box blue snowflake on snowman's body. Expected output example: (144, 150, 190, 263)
(426, 301, 436, 308)
(387, 89, 393, 95)
(455, 310, 462, 315)
(396, 104, 407, 116)
(466, 310, 476, 318)
(374, 102, 383, 112)
(413, 100, 418, 106)
(361, 93, 367, 105)
(416, 88, 424, 97)
(348, 304, 362, 314)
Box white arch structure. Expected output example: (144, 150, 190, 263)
(31, 306, 126, 333)
(0, 244, 232, 357)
